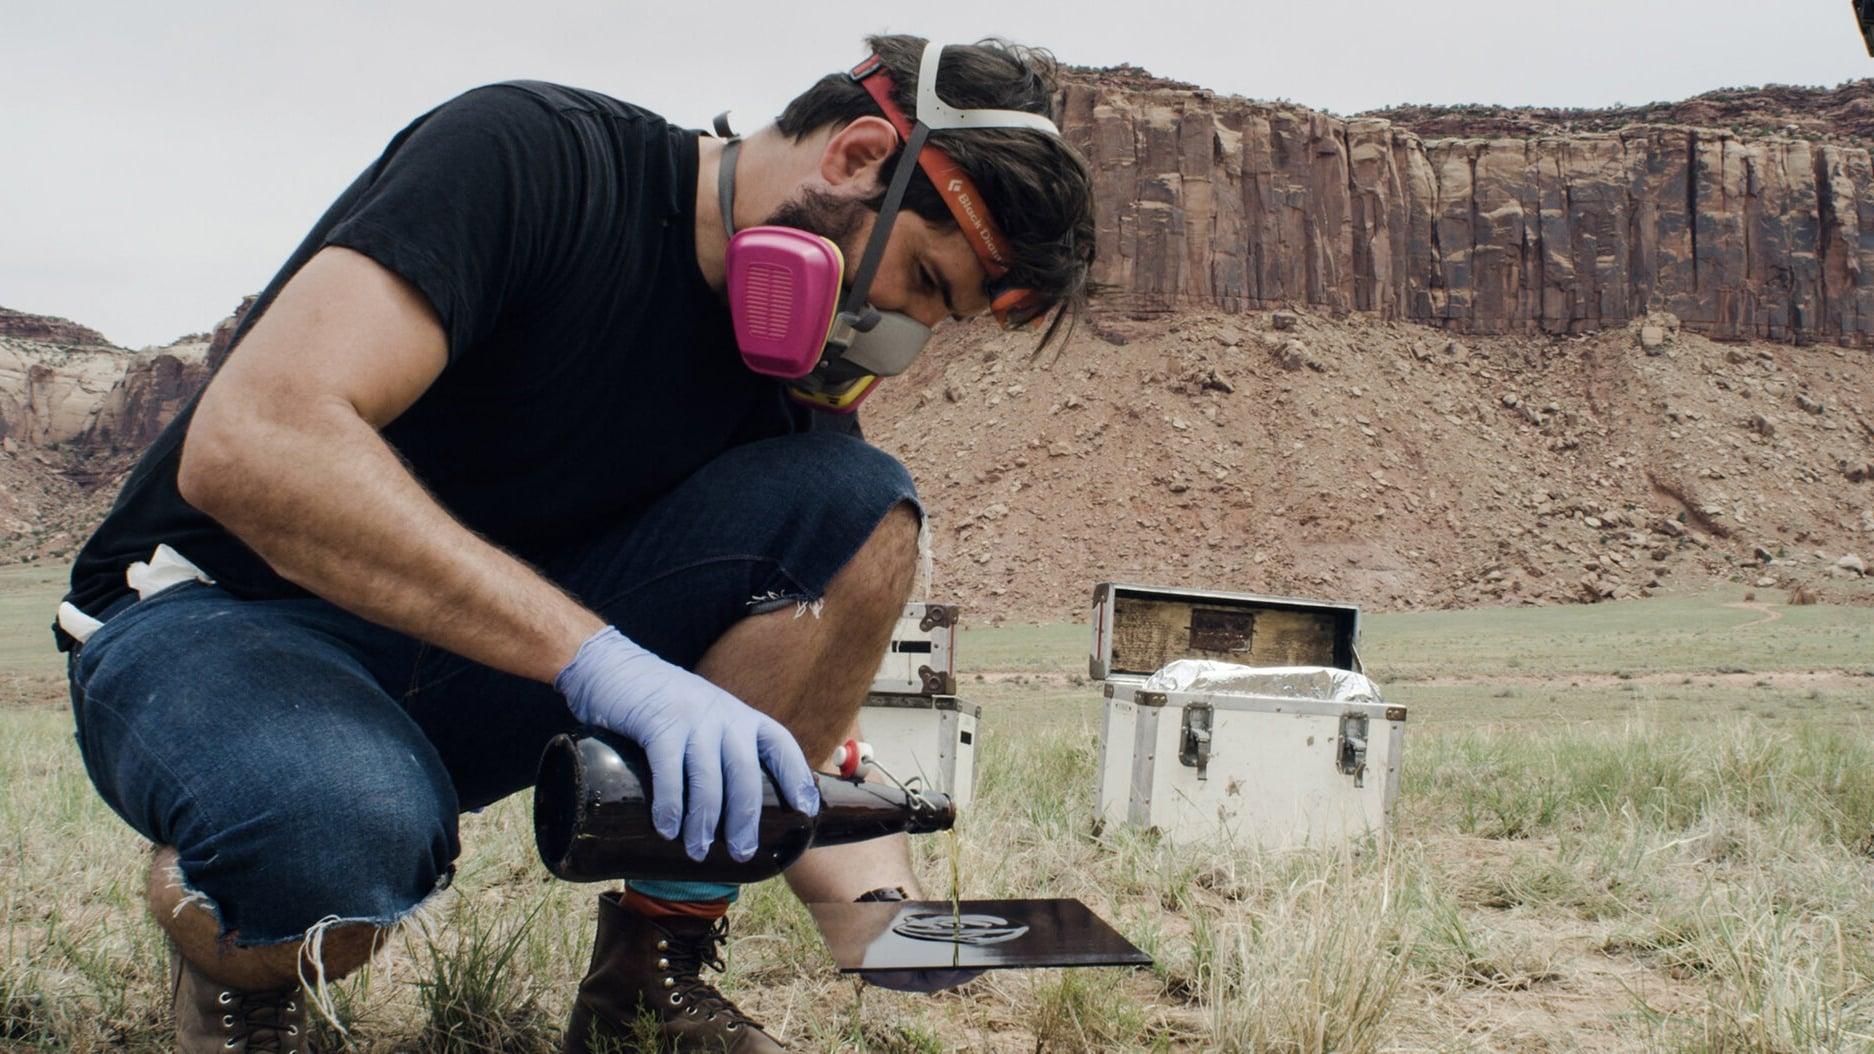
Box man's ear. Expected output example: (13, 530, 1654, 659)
(820, 116, 900, 196)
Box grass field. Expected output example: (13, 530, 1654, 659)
(0, 564, 70, 704)
(2, 571, 1871, 1051)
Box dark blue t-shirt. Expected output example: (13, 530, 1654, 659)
(65, 81, 826, 622)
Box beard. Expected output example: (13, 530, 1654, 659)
(761, 188, 868, 252)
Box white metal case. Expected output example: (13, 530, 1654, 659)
(1089, 583, 1404, 851)
(871, 603, 959, 696)
(858, 693, 979, 809)
(1098, 681, 1404, 849)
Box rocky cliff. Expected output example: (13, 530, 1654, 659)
(0, 308, 113, 348)
(0, 308, 213, 458)
(1061, 69, 1874, 347)
(1363, 80, 1874, 143)
(0, 307, 223, 562)
(1, 76, 1868, 603)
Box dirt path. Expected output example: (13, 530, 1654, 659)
(1391, 669, 1857, 689)
(1723, 601, 1785, 629)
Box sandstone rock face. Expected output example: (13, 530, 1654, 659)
(0, 307, 212, 457)
(0, 341, 129, 449)
(83, 340, 210, 458)
(1062, 70, 1874, 347)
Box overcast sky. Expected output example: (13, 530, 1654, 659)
(6, 0, 1872, 348)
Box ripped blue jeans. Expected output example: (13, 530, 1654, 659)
(65, 432, 919, 945)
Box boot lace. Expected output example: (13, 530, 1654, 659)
(661, 918, 762, 1032)
(214, 987, 306, 1053)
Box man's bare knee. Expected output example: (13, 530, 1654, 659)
(694, 502, 921, 760)
(148, 846, 392, 991)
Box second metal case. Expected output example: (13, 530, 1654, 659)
(864, 602, 976, 808)
(1099, 677, 1404, 850)
(859, 693, 980, 809)
(1088, 582, 1403, 851)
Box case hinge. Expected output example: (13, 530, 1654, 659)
(1178, 702, 1214, 780)
(1337, 712, 1369, 788)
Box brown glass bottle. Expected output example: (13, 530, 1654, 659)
(534, 729, 956, 883)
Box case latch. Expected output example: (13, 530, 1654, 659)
(917, 665, 956, 695)
(1179, 702, 1214, 780)
(1337, 712, 1369, 788)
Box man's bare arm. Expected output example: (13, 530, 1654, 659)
(178, 245, 602, 682)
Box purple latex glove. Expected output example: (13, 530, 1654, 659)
(555, 626, 819, 862)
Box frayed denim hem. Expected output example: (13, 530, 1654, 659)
(745, 589, 826, 619)
(165, 856, 456, 950)
(741, 494, 923, 622)
(163, 856, 456, 1038)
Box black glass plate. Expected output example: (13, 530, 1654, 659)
(806, 898, 1152, 972)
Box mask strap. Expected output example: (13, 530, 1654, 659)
(717, 137, 742, 238)
(838, 120, 931, 328)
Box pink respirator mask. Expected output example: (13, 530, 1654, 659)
(716, 41, 1062, 413)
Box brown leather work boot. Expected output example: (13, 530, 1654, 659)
(171, 946, 313, 1053)
(564, 891, 783, 1053)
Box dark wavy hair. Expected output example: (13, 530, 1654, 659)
(777, 34, 1097, 351)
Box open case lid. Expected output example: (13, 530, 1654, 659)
(1089, 583, 1362, 681)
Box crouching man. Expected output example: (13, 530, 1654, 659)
(56, 33, 1094, 1053)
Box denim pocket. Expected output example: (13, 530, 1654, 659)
(71, 581, 208, 684)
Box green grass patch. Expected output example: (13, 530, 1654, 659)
(955, 621, 1086, 672)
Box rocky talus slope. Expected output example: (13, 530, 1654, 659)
(4, 305, 1867, 620)
(866, 308, 1872, 620)
(1063, 69, 1874, 347)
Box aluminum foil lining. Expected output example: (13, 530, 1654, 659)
(1141, 660, 1383, 702)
